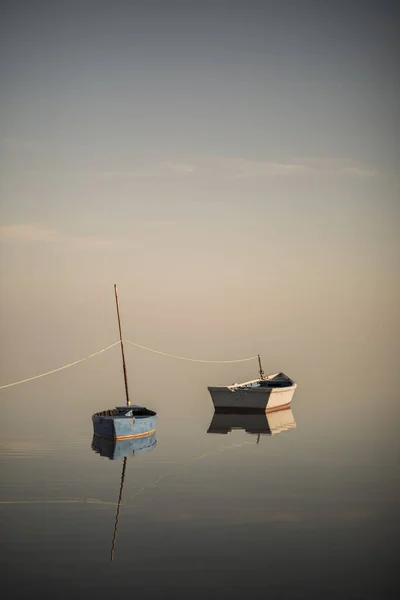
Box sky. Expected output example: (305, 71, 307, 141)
(0, 0, 399, 404)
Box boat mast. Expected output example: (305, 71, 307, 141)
(110, 456, 127, 561)
(257, 354, 265, 380)
(114, 284, 131, 406)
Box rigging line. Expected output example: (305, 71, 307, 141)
(123, 339, 257, 363)
(0, 341, 121, 390)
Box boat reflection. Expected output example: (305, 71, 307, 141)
(207, 408, 296, 442)
(91, 431, 157, 460)
(91, 431, 157, 561)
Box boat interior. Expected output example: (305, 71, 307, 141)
(94, 406, 156, 418)
(230, 373, 294, 390)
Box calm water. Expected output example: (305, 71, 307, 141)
(0, 364, 398, 600)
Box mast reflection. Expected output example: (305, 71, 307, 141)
(91, 432, 157, 560)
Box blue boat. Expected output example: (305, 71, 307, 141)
(92, 285, 157, 442)
(92, 425, 157, 459)
(92, 405, 156, 441)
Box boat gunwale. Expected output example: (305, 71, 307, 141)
(208, 382, 297, 393)
(92, 407, 157, 419)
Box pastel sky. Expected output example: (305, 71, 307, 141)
(0, 0, 399, 397)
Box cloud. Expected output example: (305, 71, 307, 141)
(95, 160, 197, 180)
(0, 222, 177, 249)
(0, 223, 115, 250)
(202, 156, 313, 178)
(297, 157, 377, 178)
(160, 160, 196, 174)
(94, 155, 377, 181)
(1, 138, 376, 181)
(340, 166, 378, 177)
(207, 156, 378, 179)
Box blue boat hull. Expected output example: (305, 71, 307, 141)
(92, 405, 156, 440)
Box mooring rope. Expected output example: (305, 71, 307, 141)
(0, 341, 121, 390)
(0, 338, 257, 390)
(123, 339, 257, 363)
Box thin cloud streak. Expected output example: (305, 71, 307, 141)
(0, 222, 178, 249)
(94, 155, 378, 181)
(0, 139, 377, 180)
(0, 224, 116, 250)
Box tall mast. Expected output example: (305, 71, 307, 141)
(257, 354, 265, 380)
(114, 284, 130, 406)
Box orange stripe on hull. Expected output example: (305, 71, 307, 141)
(94, 428, 156, 441)
(265, 402, 292, 414)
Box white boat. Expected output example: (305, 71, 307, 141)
(208, 356, 297, 412)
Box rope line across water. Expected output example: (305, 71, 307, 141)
(0, 339, 257, 390)
(0, 341, 121, 390)
(123, 339, 257, 363)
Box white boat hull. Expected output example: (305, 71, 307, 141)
(208, 384, 296, 412)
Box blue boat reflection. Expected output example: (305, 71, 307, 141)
(207, 408, 296, 442)
(91, 431, 157, 460)
(91, 427, 157, 561)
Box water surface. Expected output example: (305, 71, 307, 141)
(0, 364, 398, 600)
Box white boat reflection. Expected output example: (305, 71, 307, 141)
(207, 408, 296, 442)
